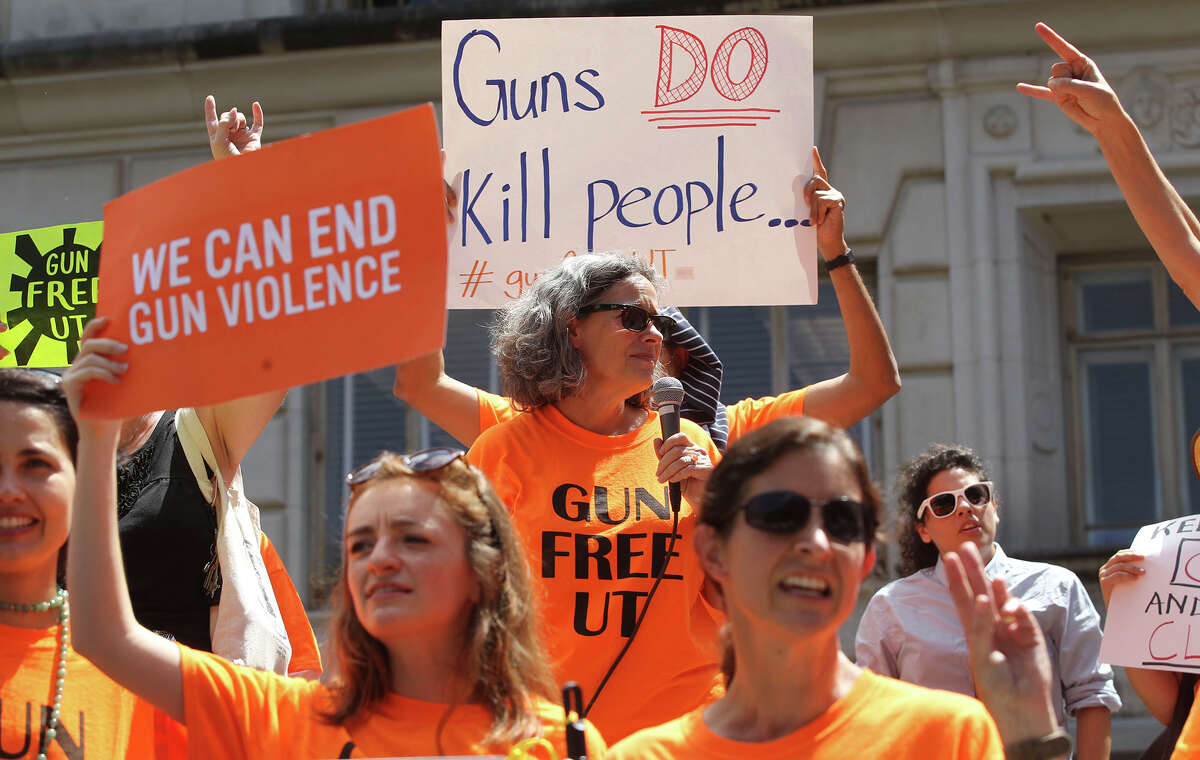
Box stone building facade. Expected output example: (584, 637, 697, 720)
(3, 0, 1199, 750)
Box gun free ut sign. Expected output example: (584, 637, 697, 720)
(442, 15, 815, 308)
(0, 222, 102, 368)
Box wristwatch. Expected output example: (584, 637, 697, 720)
(823, 248, 855, 273)
(1004, 729, 1072, 760)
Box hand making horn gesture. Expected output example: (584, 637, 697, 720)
(1016, 22, 1126, 138)
(204, 95, 265, 161)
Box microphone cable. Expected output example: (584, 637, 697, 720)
(580, 505, 681, 719)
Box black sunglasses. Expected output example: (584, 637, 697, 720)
(346, 447, 466, 488)
(740, 491, 876, 544)
(577, 303, 676, 339)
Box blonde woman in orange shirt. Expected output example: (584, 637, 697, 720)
(60, 323, 604, 759)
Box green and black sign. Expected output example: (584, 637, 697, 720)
(0, 221, 102, 368)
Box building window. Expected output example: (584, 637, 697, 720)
(692, 277, 877, 467)
(1063, 261, 1200, 546)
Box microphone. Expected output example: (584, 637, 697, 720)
(652, 377, 685, 513)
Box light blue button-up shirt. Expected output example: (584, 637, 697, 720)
(855, 543, 1121, 725)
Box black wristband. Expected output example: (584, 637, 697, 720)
(823, 248, 855, 273)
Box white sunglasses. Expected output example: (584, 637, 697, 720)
(916, 481, 993, 521)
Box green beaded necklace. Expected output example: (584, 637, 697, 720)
(0, 588, 69, 760)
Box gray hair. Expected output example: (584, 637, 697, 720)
(492, 253, 660, 409)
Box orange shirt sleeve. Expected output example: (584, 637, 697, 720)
(477, 389, 519, 434)
(724, 386, 808, 444)
(259, 533, 322, 676)
(1176, 701, 1200, 757)
(179, 644, 321, 760)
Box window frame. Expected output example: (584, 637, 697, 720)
(1060, 253, 1200, 548)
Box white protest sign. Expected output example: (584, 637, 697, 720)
(1100, 514, 1200, 672)
(441, 16, 815, 308)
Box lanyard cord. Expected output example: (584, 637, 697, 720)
(581, 508, 681, 718)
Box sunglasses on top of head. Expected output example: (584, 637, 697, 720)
(738, 491, 876, 545)
(346, 447, 466, 488)
(916, 481, 993, 521)
(577, 303, 676, 340)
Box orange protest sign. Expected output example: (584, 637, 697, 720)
(83, 103, 446, 418)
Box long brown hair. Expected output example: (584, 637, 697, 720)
(319, 452, 555, 750)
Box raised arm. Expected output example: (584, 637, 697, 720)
(196, 95, 289, 480)
(800, 147, 901, 428)
(1019, 22, 1200, 306)
(393, 350, 486, 446)
(63, 317, 185, 722)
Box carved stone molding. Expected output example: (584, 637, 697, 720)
(983, 104, 1017, 138)
(1121, 66, 1170, 129)
(1173, 85, 1200, 148)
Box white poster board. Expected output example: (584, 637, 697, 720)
(441, 16, 815, 308)
(1100, 514, 1200, 673)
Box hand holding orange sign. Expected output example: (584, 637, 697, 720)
(82, 103, 447, 418)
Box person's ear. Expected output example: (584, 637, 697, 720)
(916, 518, 933, 545)
(694, 524, 729, 584)
(566, 316, 582, 350)
(861, 545, 877, 580)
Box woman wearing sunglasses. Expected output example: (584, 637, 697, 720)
(465, 251, 723, 742)
(393, 147, 899, 453)
(62, 348, 604, 757)
(607, 417, 1004, 758)
(0, 369, 184, 760)
(855, 443, 1119, 759)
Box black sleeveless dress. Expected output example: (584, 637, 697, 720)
(116, 411, 220, 651)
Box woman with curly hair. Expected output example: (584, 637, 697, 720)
(855, 443, 1119, 760)
(61, 342, 604, 757)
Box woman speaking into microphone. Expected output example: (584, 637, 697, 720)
(466, 251, 720, 742)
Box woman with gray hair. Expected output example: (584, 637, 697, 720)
(466, 251, 722, 742)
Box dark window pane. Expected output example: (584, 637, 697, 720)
(352, 368, 409, 463)
(1170, 279, 1200, 328)
(786, 283, 846, 388)
(706, 306, 773, 404)
(1182, 357, 1200, 514)
(1087, 527, 1139, 546)
(317, 377, 347, 599)
(1078, 271, 1153, 333)
(1084, 360, 1158, 531)
(785, 283, 868, 454)
(428, 310, 496, 449)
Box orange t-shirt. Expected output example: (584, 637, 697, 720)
(1, 623, 185, 759)
(178, 645, 605, 759)
(723, 388, 807, 444)
(1174, 693, 1200, 758)
(259, 533, 322, 676)
(467, 405, 724, 741)
(476, 388, 808, 447)
(606, 669, 1004, 759)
